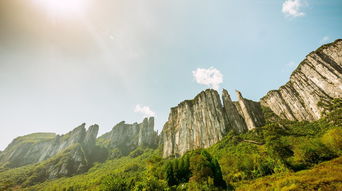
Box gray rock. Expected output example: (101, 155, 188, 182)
(83, 124, 99, 154)
(261, 39, 342, 121)
(234, 90, 265, 130)
(162, 89, 228, 158)
(44, 144, 89, 180)
(98, 117, 158, 154)
(222, 89, 248, 133)
(0, 124, 99, 169)
(161, 89, 264, 158)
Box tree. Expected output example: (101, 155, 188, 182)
(165, 162, 176, 186)
(189, 150, 226, 189)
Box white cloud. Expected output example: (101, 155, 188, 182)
(320, 36, 330, 44)
(134, 104, 156, 117)
(192, 67, 223, 90)
(282, 0, 305, 17)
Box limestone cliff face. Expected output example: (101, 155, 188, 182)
(98, 117, 158, 154)
(222, 89, 248, 133)
(33, 143, 90, 181)
(0, 124, 99, 169)
(162, 89, 264, 158)
(261, 39, 342, 121)
(235, 91, 265, 130)
(162, 89, 228, 158)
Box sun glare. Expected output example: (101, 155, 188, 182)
(33, 0, 88, 18)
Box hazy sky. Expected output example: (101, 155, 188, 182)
(0, 0, 341, 150)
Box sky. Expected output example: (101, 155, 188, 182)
(0, 0, 341, 150)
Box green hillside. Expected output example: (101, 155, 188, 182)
(236, 156, 342, 191)
(0, 99, 341, 191)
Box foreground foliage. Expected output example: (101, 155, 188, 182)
(236, 156, 342, 191)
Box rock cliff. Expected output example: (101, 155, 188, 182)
(0, 124, 99, 169)
(97, 117, 158, 155)
(162, 89, 228, 158)
(261, 39, 342, 121)
(235, 90, 265, 130)
(222, 89, 248, 133)
(161, 89, 264, 158)
(30, 143, 90, 182)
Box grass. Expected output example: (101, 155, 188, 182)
(236, 156, 342, 191)
(6, 133, 56, 145)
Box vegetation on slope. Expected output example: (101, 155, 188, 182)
(206, 98, 342, 188)
(0, 133, 57, 169)
(236, 156, 342, 191)
(9, 133, 56, 144)
(0, 144, 93, 190)
(0, 99, 341, 191)
(23, 148, 162, 191)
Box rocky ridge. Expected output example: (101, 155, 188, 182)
(161, 89, 265, 157)
(0, 124, 99, 170)
(261, 39, 342, 121)
(97, 117, 158, 155)
(161, 40, 342, 158)
(0, 117, 159, 180)
(0, 39, 340, 180)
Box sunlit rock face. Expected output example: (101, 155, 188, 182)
(222, 89, 248, 133)
(162, 89, 228, 158)
(261, 39, 342, 121)
(98, 117, 158, 154)
(0, 124, 99, 169)
(234, 90, 265, 130)
(42, 143, 90, 180)
(161, 89, 264, 158)
(160, 38, 342, 158)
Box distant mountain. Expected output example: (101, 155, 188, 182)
(0, 124, 105, 180)
(0, 124, 99, 169)
(97, 117, 159, 156)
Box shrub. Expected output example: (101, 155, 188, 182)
(133, 177, 168, 191)
(129, 147, 145, 158)
(322, 128, 342, 155)
(100, 173, 134, 191)
(293, 139, 335, 167)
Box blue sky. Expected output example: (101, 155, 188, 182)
(0, 0, 341, 150)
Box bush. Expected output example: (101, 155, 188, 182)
(293, 139, 335, 167)
(322, 128, 342, 155)
(100, 173, 134, 191)
(129, 147, 145, 158)
(133, 177, 168, 191)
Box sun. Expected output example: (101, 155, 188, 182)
(33, 0, 88, 18)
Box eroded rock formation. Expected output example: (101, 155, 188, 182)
(222, 89, 249, 133)
(98, 117, 158, 154)
(161, 89, 264, 157)
(235, 90, 265, 130)
(162, 89, 228, 158)
(0, 124, 99, 169)
(261, 39, 342, 121)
